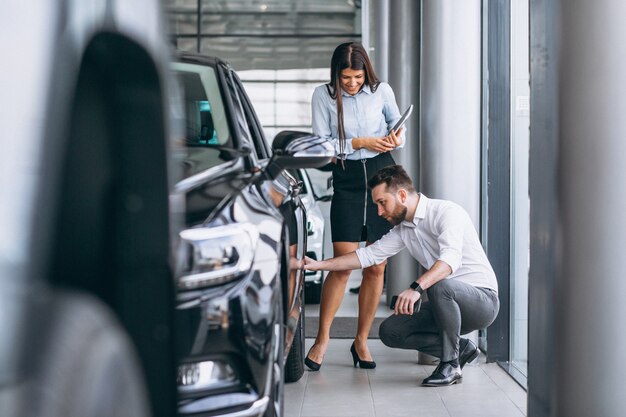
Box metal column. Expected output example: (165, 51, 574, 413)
(383, 0, 421, 305)
(420, 0, 482, 225)
(418, 0, 482, 349)
(556, 1, 626, 415)
(528, 0, 558, 414)
(368, 0, 389, 84)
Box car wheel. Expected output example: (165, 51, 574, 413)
(264, 286, 285, 417)
(305, 275, 324, 304)
(22, 291, 150, 417)
(284, 311, 305, 383)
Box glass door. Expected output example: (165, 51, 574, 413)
(509, 0, 530, 378)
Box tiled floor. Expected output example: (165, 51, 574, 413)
(291, 271, 527, 417)
(285, 339, 527, 417)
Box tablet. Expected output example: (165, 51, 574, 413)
(388, 104, 414, 135)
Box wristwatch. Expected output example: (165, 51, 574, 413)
(410, 281, 424, 294)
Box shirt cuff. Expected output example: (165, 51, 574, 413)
(336, 138, 355, 156)
(438, 253, 461, 274)
(354, 248, 372, 269)
(396, 131, 406, 149)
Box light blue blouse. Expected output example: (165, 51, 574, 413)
(311, 82, 406, 160)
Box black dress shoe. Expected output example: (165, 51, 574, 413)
(350, 342, 376, 369)
(304, 356, 321, 371)
(349, 285, 360, 294)
(422, 362, 462, 386)
(459, 338, 479, 369)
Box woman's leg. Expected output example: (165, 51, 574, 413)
(354, 243, 386, 362)
(306, 241, 359, 364)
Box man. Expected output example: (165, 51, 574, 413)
(304, 165, 499, 386)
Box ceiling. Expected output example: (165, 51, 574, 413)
(165, 0, 362, 70)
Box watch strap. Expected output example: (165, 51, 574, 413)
(410, 281, 424, 294)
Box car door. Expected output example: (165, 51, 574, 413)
(226, 69, 306, 371)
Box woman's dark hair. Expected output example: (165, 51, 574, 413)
(368, 165, 416, 194)
(326, 42, 380, 158)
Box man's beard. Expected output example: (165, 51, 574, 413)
(387, 204, 408, 226)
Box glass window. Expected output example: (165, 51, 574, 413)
(239, 69, 328, 140)
(509, 0, 530, 379)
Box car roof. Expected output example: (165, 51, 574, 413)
(175, 51, 232, 71)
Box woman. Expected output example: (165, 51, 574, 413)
(306, 42, 405, 370)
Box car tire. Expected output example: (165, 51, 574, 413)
(23, 291, 150, 417)
(284, 311, 305, 383)
(305, 276, 323, 304)
(264, 283, 285, 417)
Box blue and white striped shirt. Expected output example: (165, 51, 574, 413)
(311, 82, 406, 160)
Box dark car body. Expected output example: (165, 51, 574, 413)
(170, 53, 333, 416)
(0, 2, 177, 417)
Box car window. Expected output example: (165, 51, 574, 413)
(233, 77, 271, 160)
(220, 69, 269, 167)
(172, 62, 235, 179)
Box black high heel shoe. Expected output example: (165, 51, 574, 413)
(350, 342, 376, 369)
(304, 356, 321, 371)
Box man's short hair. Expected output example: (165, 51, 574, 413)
(368, 165, 416, 193)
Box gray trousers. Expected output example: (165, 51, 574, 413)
(379, 278, 500, 362)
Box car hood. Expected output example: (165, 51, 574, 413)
(175, 160, 257, 227)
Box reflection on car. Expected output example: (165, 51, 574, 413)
(0, 2, 178, 416)
(293, 169, 333, 304)
(170, 52, 333, 417)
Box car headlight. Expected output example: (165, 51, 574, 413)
(177, 223, 259, 290)
(178, 360, 237, 393)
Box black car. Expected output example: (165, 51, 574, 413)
(0, 2, 177, 417)
(170, 53, 333, 417)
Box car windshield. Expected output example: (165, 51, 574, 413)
(172, 62, 235, 179)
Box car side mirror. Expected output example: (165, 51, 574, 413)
(266, 131, 334, 180)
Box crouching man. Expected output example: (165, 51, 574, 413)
(304, 165, 499, 386)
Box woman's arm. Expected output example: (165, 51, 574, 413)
(352, 136, 396, 153)
(381, 83, 406, 148)
(311, 86, 358, 156)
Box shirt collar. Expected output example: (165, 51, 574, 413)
(341, 84, 372, 98)
(401, 193, 428, 228)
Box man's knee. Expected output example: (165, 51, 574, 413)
(379, 317, 402, 348)
(426, 279, 455, 299)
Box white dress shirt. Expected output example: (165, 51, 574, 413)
(311, 83, 406, 160)
(355, 194, 498, 292)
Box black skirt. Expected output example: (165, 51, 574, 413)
(330, 152, 395, 243)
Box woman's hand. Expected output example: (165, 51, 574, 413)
(385, 127, 404, 147)
(353, 136, 396, 153)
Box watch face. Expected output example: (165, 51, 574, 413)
(411, 282, 423, 293)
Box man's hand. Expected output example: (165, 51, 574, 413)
(394, 288, 422, 316)
(304, 256, 324, 271)
(290, 257, 304, 270)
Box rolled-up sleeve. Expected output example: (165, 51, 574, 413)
(435, 206, 465, 273)
(355, 228, 405, 268)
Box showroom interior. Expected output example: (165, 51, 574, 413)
(2, 0, 625, 416)
(164, 1, 626, 416)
